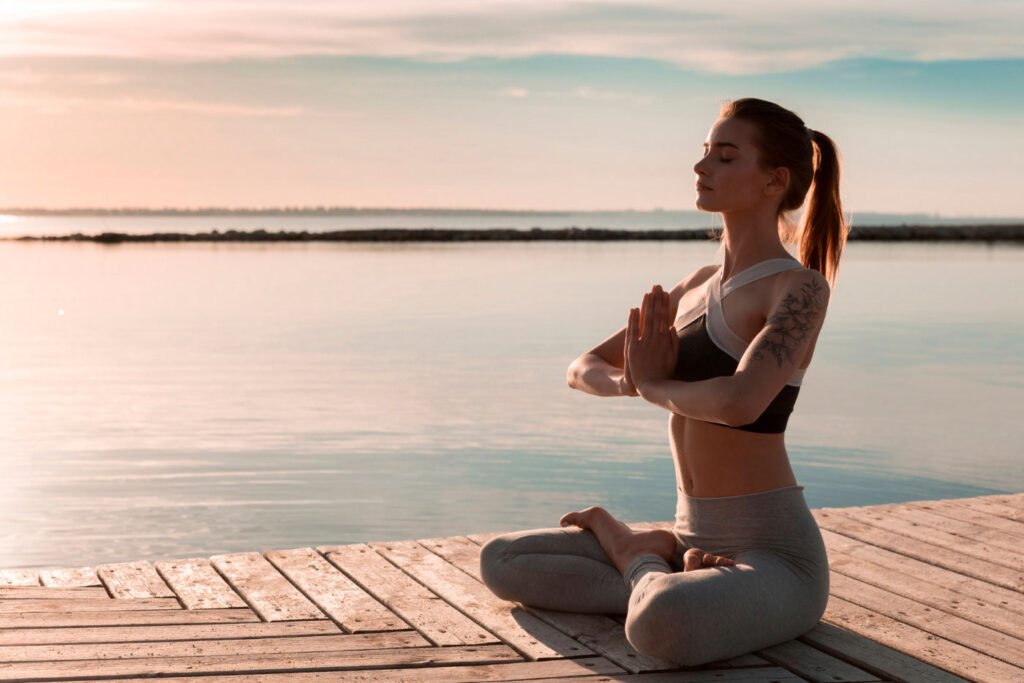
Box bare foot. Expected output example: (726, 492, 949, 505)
(560, 506, 736, 576)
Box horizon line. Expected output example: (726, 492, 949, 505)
(3, 206, 1020, 220)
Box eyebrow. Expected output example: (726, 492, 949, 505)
(703, 141, 740, 150)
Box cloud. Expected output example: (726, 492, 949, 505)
(1, 0, 1021, 75)
(0, 93, 305, 117)
(498, 87, 529, 98)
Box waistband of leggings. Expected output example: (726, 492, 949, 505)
(679, 484, 804, 501)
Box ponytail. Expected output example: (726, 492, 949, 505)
(719, 98, 850, 289)
(799, 130, 848, 288)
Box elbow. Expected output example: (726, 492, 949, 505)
(566, 357, 582, 390)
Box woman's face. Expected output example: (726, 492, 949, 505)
(693, 116, 777, 214)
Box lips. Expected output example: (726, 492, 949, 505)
(696, 182, 712, 191)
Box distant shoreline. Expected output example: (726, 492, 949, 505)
(5, 224, 1024, 243)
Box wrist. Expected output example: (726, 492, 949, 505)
(635, 378, 656, 399)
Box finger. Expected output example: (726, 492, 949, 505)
(623, 316, 631, 366)
(639, 292, 650, 337)
(642, 290, 655, 339)
(653, 289, 664, 334)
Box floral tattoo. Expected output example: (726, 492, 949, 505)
(752, 278, 825, 369)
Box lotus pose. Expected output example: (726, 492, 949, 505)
(480, 97, 848, 667)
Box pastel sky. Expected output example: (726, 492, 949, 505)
(1, 0, 1022, 215)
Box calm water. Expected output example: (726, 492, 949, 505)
(1, 239, 1022, 569)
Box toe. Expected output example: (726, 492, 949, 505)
(683, 548, 704, 571)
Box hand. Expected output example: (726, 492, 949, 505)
(626, 284, 679, 389)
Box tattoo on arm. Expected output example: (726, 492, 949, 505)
(752, 279, 825, 369)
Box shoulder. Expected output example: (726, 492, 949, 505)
(667, 264, 716, 294)
(668, 263, 720, 306)
(769, 267, 830, 318)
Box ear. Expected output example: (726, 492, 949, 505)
(763, 167, 790, 198)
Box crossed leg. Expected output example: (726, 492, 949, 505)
(480, 507, 827, 667)
(479, 526, 633, 614)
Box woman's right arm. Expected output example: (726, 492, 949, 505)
(565, 327, 635, 397)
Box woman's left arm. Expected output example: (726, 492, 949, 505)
(634, 270, 830, 426)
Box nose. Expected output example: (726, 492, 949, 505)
(693, 156, 707, 176)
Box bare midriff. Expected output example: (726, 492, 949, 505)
(669, 413, 797, 498)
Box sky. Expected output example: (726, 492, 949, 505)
(1, 0, 1022, 215)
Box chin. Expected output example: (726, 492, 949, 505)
(694, 198, 719, 213)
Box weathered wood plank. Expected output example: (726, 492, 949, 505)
(829, 571, 1024, 668)
(0, 607, 259, 629)
(466, 530, 511, 545)
(801, 623, 965, 683)
(320, 543, 497, 647)
(864, 502, 1024, 554)
(371, 539, 592, 661)
(0, 597, 180, 614)
(419, 535, 487, 581)
(824, 533, 1024, 637)
(53, 656, 624, 682)
(951, 496, 1024, 523)
(812, 508, 1024, 592)
(155, 557, 247, 609)
(420, 534, 678, 674)
(0, 643, 521, 681)
(835, 506, 1024, 571)
(982, 492, 1024, 508)
(266, 547, 407, 633)
(0, 619, 340, 646)
(0, 569, 38, 586)
(814, 597, 997, 682)
(0, 586, 109, 600)
(821, 528, 1024, 617)
(906, 499, 1024, 538)
(528, 669, 808, 682)
(210, 552, 326, 622)
(756, 637, 882, 682)
(0, 630, 428, 663)
(97, 561, 176, 599)
(38, 566, 100, 587)
(525, 608, 679, 674)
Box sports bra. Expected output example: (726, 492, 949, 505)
(672, 258, 809, 433)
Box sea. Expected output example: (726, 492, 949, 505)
(1, 211, 1022, 569)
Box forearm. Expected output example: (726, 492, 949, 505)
(566, 355, 633, 397)
(635, 376, 741, 425)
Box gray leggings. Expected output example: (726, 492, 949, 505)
(479, 484, 830, 667)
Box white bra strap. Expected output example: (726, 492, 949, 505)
(720, 258, 805, 299)
(707, 262, 808, 387)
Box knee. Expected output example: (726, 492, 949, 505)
(479, 535, 517, 600)
(624, 577, 701, 666)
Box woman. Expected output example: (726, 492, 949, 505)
(479, 97, 848, 667)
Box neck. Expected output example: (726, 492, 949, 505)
(717, 207, 793, 281)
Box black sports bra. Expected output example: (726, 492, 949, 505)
(672, 258, 808, 434)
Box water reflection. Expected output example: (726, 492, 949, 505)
(0, 240, 1020, 567)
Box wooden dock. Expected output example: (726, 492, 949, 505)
(2, 491, 1023, 682)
